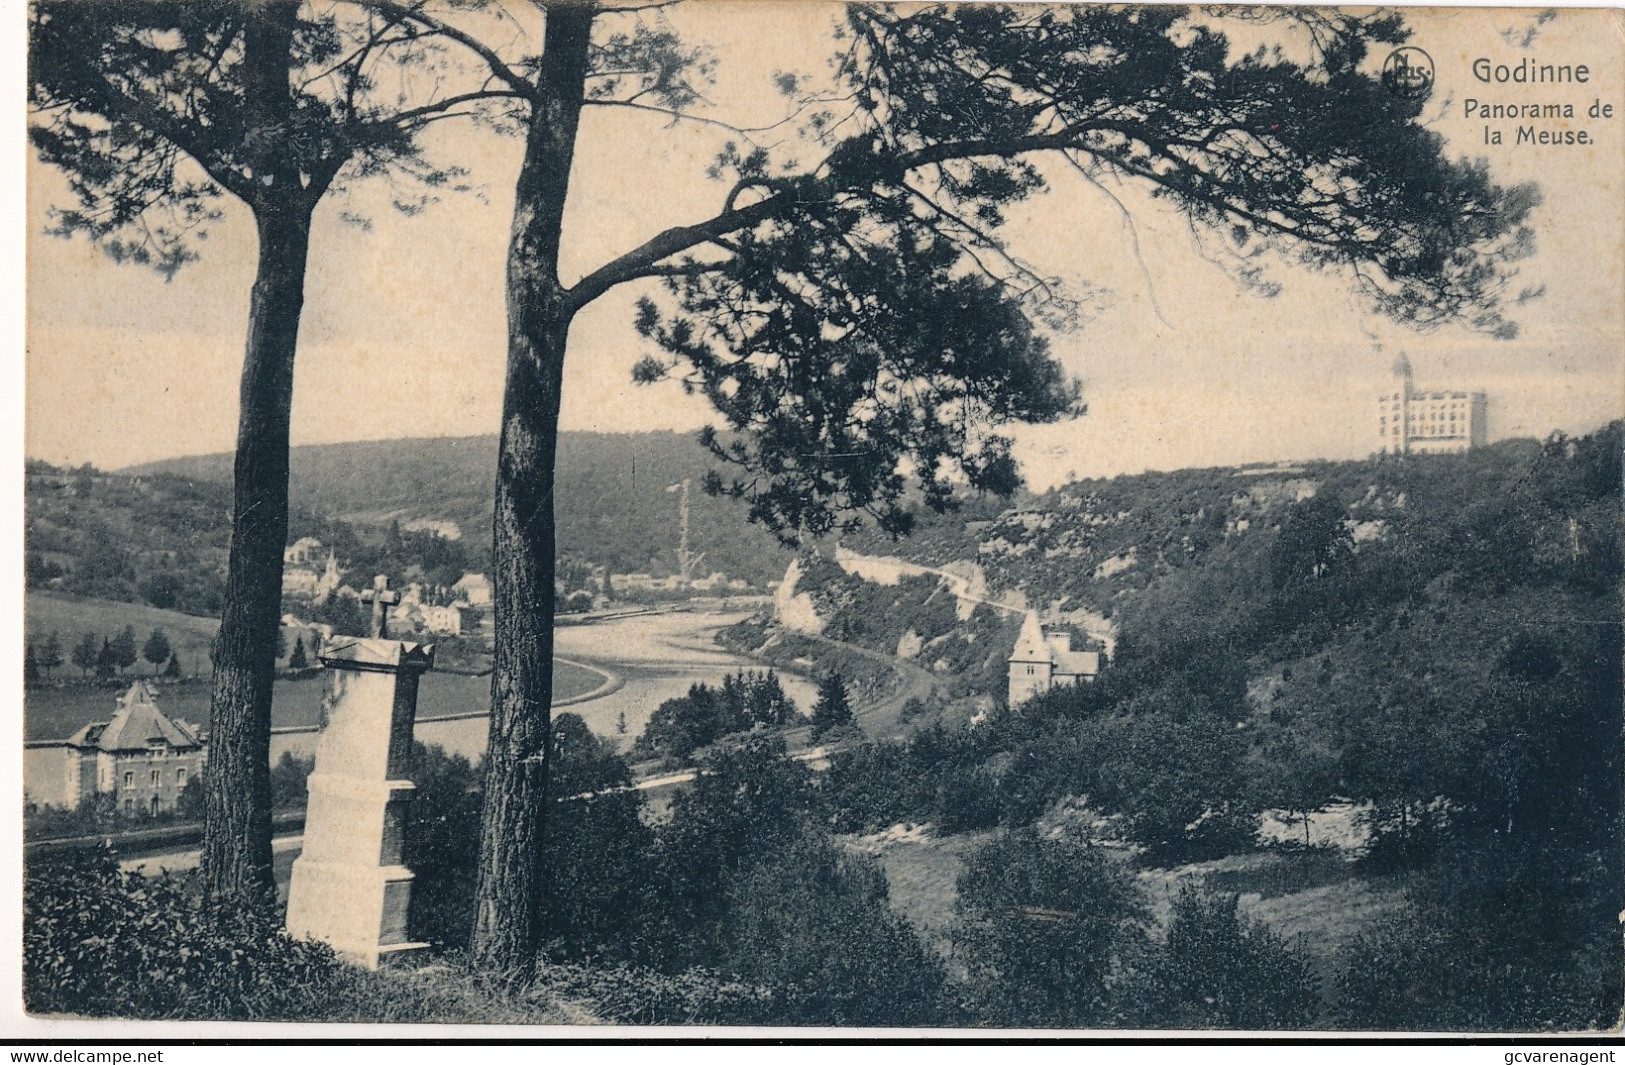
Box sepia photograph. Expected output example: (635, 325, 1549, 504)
(15, 0, 1625, 1037)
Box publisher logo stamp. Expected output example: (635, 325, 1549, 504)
(1382, 47, 1435, 99)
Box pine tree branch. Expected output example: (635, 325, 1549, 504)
(353, 0, 539, 101)
(47, 46, 253, 203)
(594, 0, 688, 15)
(580, 98, 768, 139)
(380, 88, 531, 128)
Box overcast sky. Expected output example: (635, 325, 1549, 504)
(23, 3, 1624, 488)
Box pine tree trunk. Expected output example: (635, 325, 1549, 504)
(471, 3, 595, 977)
(201, 203, 311, 904)
(198, 0, 311, 906)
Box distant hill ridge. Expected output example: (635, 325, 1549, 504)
(125, 431, 798, 584)
(126, 434, 500, 525)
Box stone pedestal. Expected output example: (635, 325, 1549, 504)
(285, 637, 435, 969)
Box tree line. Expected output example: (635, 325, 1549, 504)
(26, 627, 183, 685)
(635, 669, 856, 764)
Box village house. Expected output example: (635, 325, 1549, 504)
(283, 549, 344, 599)
(609, 572, 685, 593)
(398, 600, 463, 636)
(688, 570, 743, 592)
(1007, 612, 1102, 707)
(24, 680, 206, 815)
(387, 582, 466, 635)
(281, 615, 333, 663)
(451, 571, 492, 607)
(401, 517, 462, 541)
(284, 536, 325, 566)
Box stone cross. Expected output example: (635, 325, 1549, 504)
(285, 632, 434, 969)
(360, 574, 401, 638)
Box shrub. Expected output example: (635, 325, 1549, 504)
(822, 743, 918, 834)
(931, 761, 1003, 833)
(646, 739, 951, 1026)
(24, 795, 116, 840)
(636, 671, 801, 762)
(821, 723, 1009, 836)
(407, 727, 655, 961)
(896, 694, 939, 725)
(539, 717, 656, 961)
(24, 849, 344, 1020)
(1133, 886, 1320, 1029)
(955, 826, 1149, 1028)
(270, 751, 313, 811)
(24, 848, 583, 1024)
(404, 743, 484, 952)
(730, 847, 953, 1026)
(1336, 891, 1622, 1032)
(650, 737, 819, 966)
(25, 787, 208, 841)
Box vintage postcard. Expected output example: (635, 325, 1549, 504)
(14, 0, 1624, 1040)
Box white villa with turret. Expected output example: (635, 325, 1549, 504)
(1007, 612, 1102, 706)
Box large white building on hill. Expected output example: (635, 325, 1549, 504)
(1377, 354, 1487, 456)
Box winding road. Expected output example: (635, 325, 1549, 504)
(772, 629, 943, 742)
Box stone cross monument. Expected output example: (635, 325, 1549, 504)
(360, 573, 402, 639)
(285, 576, 435, 969)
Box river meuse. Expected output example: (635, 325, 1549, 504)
(271, 609, 814, 764)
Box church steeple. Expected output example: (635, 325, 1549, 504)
(315, 549, 342, 597)
(1390, 352, 1414, 386)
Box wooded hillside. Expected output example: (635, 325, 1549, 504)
(808, 423, 1621, 1029)
(123, 431, 798, 585)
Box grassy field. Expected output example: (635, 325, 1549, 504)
(26, 592, 219, 678)
(24, 590, 606, 738)
(26, 675, 346, 740)
(841, 825, 995, 958)
(855, 825, 1409, 1021)
(1136, 849, 1409, 1022)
